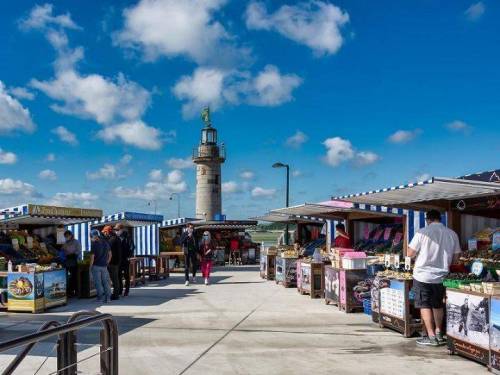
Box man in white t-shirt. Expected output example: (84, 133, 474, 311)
(407, 210, 461, 347)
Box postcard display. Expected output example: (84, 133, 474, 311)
(7, 269, 67, 313)
(297, 260, 324, 299)
(260, 252, 276, 280)
(378, 279, 421, 337)
(275, 255, 298, 287)
(324, 266, 366, 313)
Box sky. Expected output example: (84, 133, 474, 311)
(0, 0, 498, 220)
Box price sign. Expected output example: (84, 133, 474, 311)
(384, 254, 391, 268)
(471, 261, 484, 276)
(394, 254, 400, 268)
(404, 256, 412, 271)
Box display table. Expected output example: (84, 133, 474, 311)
(446, 288, 490, 366)
(297, 261, 324, 299)
(260, 253, 276, 280)
(137, 255, 170, 281)
(324, 266, 366, 313)
(378, 279, 421, 337)
(275, 256, 298, 287)
(162, 252, 185, 273)
(76, 264, 96, 299)
(129, 257, 146, 287)
(7, 269, 67, 313)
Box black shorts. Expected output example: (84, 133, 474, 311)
(413, 280, 445, 309)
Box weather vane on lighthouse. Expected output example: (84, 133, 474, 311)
(200, 106, 212, 127)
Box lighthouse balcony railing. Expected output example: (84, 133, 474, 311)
(193, 146, 226, 160)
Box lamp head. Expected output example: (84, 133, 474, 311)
(272, 162, 286, 168)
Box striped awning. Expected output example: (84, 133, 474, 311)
(334, 177, 500, 209)
(270, 201, 404, 220)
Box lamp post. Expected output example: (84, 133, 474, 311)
(272, 162, 290, 245)
(169, 193, 181, 218)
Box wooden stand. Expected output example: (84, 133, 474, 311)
(446, 288, 490, 367)
(137, 255, 170, 281)
(298, 261, 324, 299)
(260, 253, 276, 280)
(324, 266, 366, 312)
(129, 257, 146, 287)
(275, 256, 298, 288)
(162, 252, 185, 273)
(379, 279, 421, 337)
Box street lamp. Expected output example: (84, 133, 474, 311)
(169, 193, 181, 218)
(147, 200, 157, 215)
(272, 162, 290, 245)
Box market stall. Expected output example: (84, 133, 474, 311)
(91, 211, 164, 282)
(337, 170, 500, 352)
(0, 204, 102, 312)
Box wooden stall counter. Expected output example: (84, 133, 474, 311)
(297, 260, 324, 299)
(129, 257, 146, 287)
(275, 256, 298, 288)
(324, 266, 366, 313)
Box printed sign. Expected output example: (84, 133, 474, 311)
(28, 204, 102, 219)
(7, 272, 44, 312)
(44, 269, 67, 308)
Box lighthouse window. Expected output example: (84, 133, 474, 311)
(215, 175, 219, 185)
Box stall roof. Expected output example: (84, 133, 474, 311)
(193, 220, 258, 231)
(0, 204, 103, 228)
(251, 212, 325, 224)
(333, 177, 500, 209)
(92, 211, 164, 228)
(270, 201, 403, 220)
(160, 217, 201, 229)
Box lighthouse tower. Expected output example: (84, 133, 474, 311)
(193, 107, 226, 220)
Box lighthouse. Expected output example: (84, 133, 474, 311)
(193, 107, 226, 220)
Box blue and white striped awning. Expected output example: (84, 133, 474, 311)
(97, 212, 164, 226)
(334, 177, 500, 208)
(160, 217, 199, 228)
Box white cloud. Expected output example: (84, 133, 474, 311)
(292, 170, 303, 178)
(22, 4, 163, 150)
(0, 149, 18, 165)
(240, 170, 255, 180)
(46, 153, 56, 162)
(245, 1, 349, 56)
(251, 186, 276, 198)
(19, 3, 80, 31)
(0, 81, 36, 134)
(173, 65, 301, 117)
(97, 120, 162, 150)
(323, 137, 379, 167)
(114, 169, 187, 200)
(285, 130, 308, 148)
(52, 125, 78, 145)
(38, 169, 57, 181)
(32, 71, 151, 126)
(149, 169, 163, 181)
(0, 178, 39, 197)
(388, 129, 422, 144)
(222, 181, 241, 194)
(446, 120, 472, 134)
(120, 154, 133, 165)
(465, 2, 485, 21)
(86, 164, 117, 180)
(354, 151, 380, 166)
(8, 87, 35, 100)
(115, 0, 248, 66)
(48, 192, 98, 207)
(166, 156, 194, 169)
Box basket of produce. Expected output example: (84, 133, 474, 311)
(443, 273, 482, 289)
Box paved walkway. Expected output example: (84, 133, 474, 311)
(0, 266, 487, 374)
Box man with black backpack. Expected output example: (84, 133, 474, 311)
(115, 224, 135, 297)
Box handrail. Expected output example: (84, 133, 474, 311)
(0, 311, 118, 375)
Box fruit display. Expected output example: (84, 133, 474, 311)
(376, 269, 413, 280)
(0, 230, 57, 264)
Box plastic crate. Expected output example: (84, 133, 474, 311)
(363, 298, 372, 315)
(342, 258, 367, 270)
(443, 279, 482, 289)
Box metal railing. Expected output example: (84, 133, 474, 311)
(192, 144, 226, 160)
(0, 310, 118, 375)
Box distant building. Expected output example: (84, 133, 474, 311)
(193, 107, 226, 220)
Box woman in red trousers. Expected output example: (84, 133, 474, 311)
(200, 231, 215, 285)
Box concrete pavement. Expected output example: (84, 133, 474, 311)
(0, 266, 488, 374)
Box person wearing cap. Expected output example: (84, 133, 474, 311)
(115, 224, 134, 296)
(180, 223, 198, 286)
(200, 231, 215, 285)
(103, 225, 121, 300)
(89, 229, 112, 303)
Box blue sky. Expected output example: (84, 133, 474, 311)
(0, 0, 498, 219)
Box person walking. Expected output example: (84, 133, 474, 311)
(180, 223, 198, 286)
(408, 209, 461, 347)
(62, 230, 81, 298)
(116, 224, 134, 297)
(89, 229, 112, 303)
(103, 226, 121, 300)
(200, 231, 215, 285)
